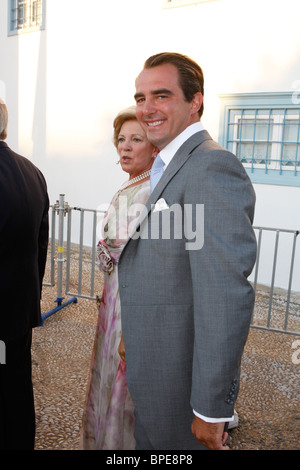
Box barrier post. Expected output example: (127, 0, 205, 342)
(41, 194, 77, 325)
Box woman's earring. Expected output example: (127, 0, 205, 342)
(116, 160, 120, 165)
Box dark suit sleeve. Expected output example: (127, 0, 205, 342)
(188, 148, 257, 419)
(37, 176, 49, 295)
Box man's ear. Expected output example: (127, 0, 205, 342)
(152, 146, 160, 158)
(191, 92, 203, 116)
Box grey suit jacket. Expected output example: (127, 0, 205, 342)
(118, 130, 257, 450)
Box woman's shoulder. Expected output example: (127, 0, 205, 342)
(122, 179, 150, 203)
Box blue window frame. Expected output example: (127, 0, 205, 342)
(219, 92, 300, 186)
(8, 0, 45, 36)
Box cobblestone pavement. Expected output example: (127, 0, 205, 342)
(32, 265, 300, 451)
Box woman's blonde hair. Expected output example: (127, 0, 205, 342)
(113, 105, 137, 148)
(0, 98, 8, 140)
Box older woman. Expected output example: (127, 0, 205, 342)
(81, 107, 158, 450)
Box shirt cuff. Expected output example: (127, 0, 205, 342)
(193, 409, 234, 423)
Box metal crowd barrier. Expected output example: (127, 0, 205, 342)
(41, 195, 77, 324)
(41, 194, 300, 336)
(251, 226, 300, 336)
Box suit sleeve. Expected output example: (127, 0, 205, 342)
(38, 177, 49, 295)
(188, 149, 257, 419)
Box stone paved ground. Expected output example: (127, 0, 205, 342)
(32, 258, 300, 451)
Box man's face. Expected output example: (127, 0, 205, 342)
(134, 63, 202, 150)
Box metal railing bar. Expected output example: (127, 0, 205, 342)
(253, 228, 262, 294)
(250, 325, 299, 336)
(90, 211, 97, 298)
(64, 292, 96, 301)
(253, 226, 298, 234)
(50, 206, 56, 286)
(42, 205, 56, 287)
(284, 230, 299, 330)
(65, 208, 72, 294)
(267, 230, 279, 328)
(77, 210, 84, 296)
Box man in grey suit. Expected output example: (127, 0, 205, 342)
(118, 53, 257, 450)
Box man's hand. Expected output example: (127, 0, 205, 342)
(191, 416, 230, 450)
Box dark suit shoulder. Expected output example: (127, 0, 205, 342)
(0, 142, 47, 187)
(0, 142, 42, 171)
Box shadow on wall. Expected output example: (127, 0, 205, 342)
(32, 30, 47, 166)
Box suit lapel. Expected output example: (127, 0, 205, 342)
(127, 130, 212, 240)
(149, 130, 212, 205)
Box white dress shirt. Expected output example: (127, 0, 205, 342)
(159, 121, 205, 169)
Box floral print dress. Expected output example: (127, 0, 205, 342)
(80, 180, 150, 450)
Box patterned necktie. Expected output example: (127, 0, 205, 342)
(150, 154, 164, 193)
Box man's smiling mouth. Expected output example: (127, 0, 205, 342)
(147, 120, 164, 128)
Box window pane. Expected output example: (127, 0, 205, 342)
(237, 143, 253, 163)
(32, 0, 42, 26)
(282, 143, 297, 162)
(253, 143, 267, 163)
(18, 1, 27, 28)
(284, 120, 299, 142)
(240, 120, 255, 140)
(256, 120, 270, 141)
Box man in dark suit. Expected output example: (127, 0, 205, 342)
(0, 98, 49, 449)
(118, 53, 257, 450)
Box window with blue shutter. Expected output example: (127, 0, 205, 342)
(219, 93, 300, 186)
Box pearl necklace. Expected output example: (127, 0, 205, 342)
(120, 169, 151, 191)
